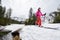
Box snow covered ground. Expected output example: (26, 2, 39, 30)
(4, 24, 25, 32)
(20, 25, 60, 40)
(3, 23, 60, 40)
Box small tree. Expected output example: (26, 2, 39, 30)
(25, 8, 36, 25)
(25, 13, 36, 25)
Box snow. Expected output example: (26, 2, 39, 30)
(42, 23, 60, 30)
(4, 23, 60, 40)
(4, 24, 25, 32)
(20, 25, 60, 40)
(0, 26, 5, 30)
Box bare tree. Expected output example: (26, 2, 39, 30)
(6, 8, 12, 18)
(29, 8, 33, 18)
(0, 0, 1, 4)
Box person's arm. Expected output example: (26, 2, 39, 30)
(40, 11, 44, 16)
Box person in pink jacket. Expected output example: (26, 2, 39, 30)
(35, 8, 44, 27)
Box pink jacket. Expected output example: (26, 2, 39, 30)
(36, 10, 44, 17)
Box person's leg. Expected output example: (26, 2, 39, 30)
(38, 18, 42, 27)
(40, 18, 43, 27)
(38, 22, 40, 27)
(40, 18, 41, 26)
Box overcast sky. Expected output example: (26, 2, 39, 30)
(2, 0, 60, 19)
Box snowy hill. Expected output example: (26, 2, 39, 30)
(20, 25, 60, 40)
(3, 23, 60, 40)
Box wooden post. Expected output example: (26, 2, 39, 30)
(12, 31, 21, 40)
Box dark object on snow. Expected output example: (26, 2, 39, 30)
(12, 31, 22, 40)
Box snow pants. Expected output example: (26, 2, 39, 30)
(35, 17, 41, 27)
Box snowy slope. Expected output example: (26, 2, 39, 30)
(4, 23, 60, 40)
(42, 23, 60, 30)
(4, 24, 25, 32)
(20, 25, 60, 40)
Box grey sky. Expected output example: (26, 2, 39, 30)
(2, 0, 60, 18)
